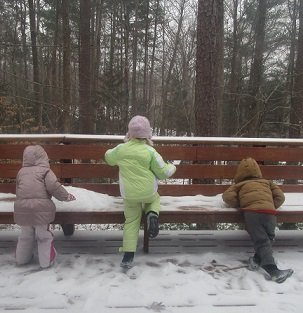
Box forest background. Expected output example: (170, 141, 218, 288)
(0, 0, 303, 138)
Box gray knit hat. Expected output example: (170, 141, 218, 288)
(124, 115, 153, 145)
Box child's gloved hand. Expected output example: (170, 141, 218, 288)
(67, 193, 76, 201)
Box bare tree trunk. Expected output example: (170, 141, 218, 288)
(121, 2, 130, 129)
(62, 0, 71, 132)
(79, 0, 94, 133)
(20, 0, 29, 87)
(148, 0, 160, 115)
(285, 0, 298, 137)
(290, 0, 303, 138)
(19, 0, 30, 133)
(107, 6, 117, 132)
(224, 0, 241, 136)
(49, 0, 60, 132)
(142, 0, 150, 114)
(194, 0, 224, 136)
(160, 0, 186, 135)
(93, 0, 104, 129)
(28, 0, 42, 132)
(245, 0, 267, 137)
(131, 1, 139, 115)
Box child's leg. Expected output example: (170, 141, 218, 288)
(121, 200, 142, 252)
(264, 216, 276, 242)
(144, 193, 160, 238)
(144, 193, 161, 216)
(244, 212, 276, 266)
(35, 225, 56, 268)
(16, 226, 35, 265)
(144, 193, 161, 238)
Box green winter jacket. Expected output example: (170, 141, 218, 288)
(105, 139, 176, 201)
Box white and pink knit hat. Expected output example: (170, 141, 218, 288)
(124, 115, 153, 145)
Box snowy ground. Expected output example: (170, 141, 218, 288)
(0, 229, 302, 313)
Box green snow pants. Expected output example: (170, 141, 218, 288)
(120, 193, 160, 252)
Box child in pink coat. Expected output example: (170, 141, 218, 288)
(14, 145, 76, 268)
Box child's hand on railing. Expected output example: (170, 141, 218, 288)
(67, 193, 76, 201)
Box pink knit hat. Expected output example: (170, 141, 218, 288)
(124, 115, 153, 145)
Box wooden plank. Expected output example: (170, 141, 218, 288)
(158, 210, 244, 224)
(59, 163, 117, 179)
(0, 143, 199, 161)
(3, 144, 303, 163)
(0, 183, 16, 194)
(277, 210, 303, 223)
(0, 144, 115, 160)
(174, 164, 303, 180)
(57, 182, 303, 197)
(0, 211, 124, 224)
(154, 146, 198, 160)
(0, 164, 21, 178)
(54, 211, 125, 224)
(0, 163, 118, 179)
(2, 182, 303, 197)
(45, 144, 113, 160)
(70, 183, 120, 196)
(194, 146, 303, 162)
(0, 144, 26, 159)
(1, 209, 303, 225)
(261, 165, 303, 180)
(66, 183, 237, 196)
(0, 212, 15, 223)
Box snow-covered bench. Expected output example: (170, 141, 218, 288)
(1, 135, 303, 252)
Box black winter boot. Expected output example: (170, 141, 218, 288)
(262, 264, 294, 283)
(147, 211, 159, 238)
(120, 252, 134, 269)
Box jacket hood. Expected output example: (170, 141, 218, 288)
(234, 157, 262, 183)
(22, 145, 50, 168)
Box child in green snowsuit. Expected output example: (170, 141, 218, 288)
(105, 115, 176, 268)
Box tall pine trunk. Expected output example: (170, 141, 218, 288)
(28, 0, 42, 132)
(224, 0, 241, 136)
(290, 0, 303, 138)
(62, 0, 71, 133)
(245, 0, 267, 137)
(79, 0, 94, 133)
(194, 0, 224, 136)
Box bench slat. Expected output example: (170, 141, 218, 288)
(194, 146, 303, 162)
(0, 144, 113, 160)
(3, 144, 303, 163)
(2, 182, 303, 197)
(1, 210, 302, 225)
(2, 163, 303, 181)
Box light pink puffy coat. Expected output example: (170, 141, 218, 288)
(14, 145, 69, 226)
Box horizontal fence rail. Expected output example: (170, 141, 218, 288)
(1, 135, 303, 198)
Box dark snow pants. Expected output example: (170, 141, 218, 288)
(244, 211, 276, 266)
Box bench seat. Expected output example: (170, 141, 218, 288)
(1, 189, 303, 251)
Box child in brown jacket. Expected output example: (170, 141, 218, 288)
(14, 145, 76, 268)
(222, 157, 293, 283)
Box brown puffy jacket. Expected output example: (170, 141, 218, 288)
(14, 145, 69, 226)
(222, 158, 285, 213)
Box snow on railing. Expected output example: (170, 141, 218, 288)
(1, 134, 303, 145)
